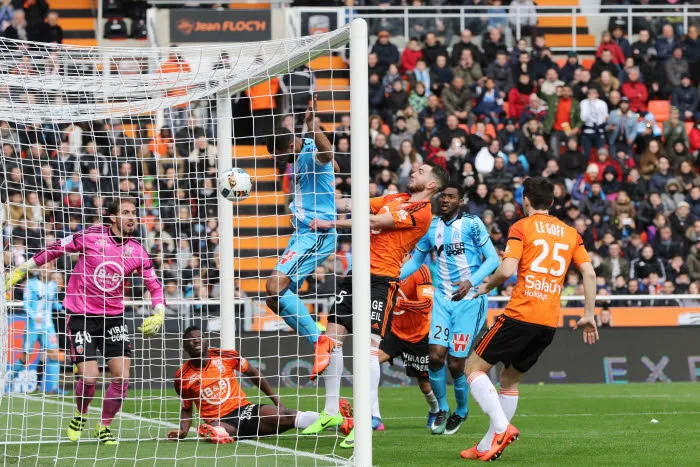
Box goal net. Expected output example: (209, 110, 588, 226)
(0, 20, 371, 466)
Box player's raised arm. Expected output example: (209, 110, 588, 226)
(400, 234, 432, 280)
(5, 231, 85, 290)
(396, 282, 434, 315)
(242, 362, 281, 407)
(137, 254, 167, 337)
(305, 95, 334, 165)
(453, 220, 500, 300)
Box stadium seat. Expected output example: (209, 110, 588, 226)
(581, 58, 595, 70)
(555, 58, 566, 69)
(648, 100, 671, 123)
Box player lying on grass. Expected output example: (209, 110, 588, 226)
(4, 197, 166, 445)
(377, 263, 437, 430)
(304, 163, 448, 448)
(400, 183, 498, 435)
(11, 265, 65, 394)
(460, 177, 599, 461)
(169, 326, 353, 443)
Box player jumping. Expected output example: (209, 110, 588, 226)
(11, 266, 64, 394)
(4, 197, 166, 445)
(401, 183, 499, 435)
(377, 263, 436, 430)
(265, 98, 339, 381)
(169, 326, 353, 443)
(461, 177, 599, 461)
(303, 163, 448, 448)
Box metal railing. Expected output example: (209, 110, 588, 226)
(288, 4, 700, 51)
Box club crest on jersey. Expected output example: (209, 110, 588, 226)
(452, 333, 470, 353)
(280, 250, 297, 265)
(123, 245, 134, 258)
(76, 345, 83, 354)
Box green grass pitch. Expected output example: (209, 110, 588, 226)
(2, 383, 699, 465)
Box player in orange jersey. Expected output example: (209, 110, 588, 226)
(377, 264, 436, 431)
(304, 163, 448, 448)
(168, 326, 353, 443)
(460, 177, 599, 462)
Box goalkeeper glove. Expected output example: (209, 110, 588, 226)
(138, 304, 165, 337)
(5, 268, 27, 291)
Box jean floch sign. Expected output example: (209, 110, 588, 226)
(170, 9, 271, 43)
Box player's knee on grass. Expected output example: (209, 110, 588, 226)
(447, 356, 466, 379)
(499, 366, 522, 391)
(428, 346, 447, 371)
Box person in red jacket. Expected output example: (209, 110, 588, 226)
(401, 37, 423, 73)
(507, 73, 536, 119)
(596, 30, 626, 66)
(690, 120, 700, 155)
(620, 67, 648, 113)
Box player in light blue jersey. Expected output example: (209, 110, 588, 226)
(401, 183, 499, 435)
(12, 267, 64, 394)
(265, 98, 339, 380)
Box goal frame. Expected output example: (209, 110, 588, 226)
(213, 18, 371, 466)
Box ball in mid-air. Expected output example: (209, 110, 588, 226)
(218, 167, 252, 202)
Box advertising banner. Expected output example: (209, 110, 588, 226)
(170, 9, 271, 43)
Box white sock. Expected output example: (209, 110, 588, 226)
(425, 390, 440, 413)
(468, 371, 509, 435)
(477, 388, 519, 452)
(370, 348, 381, 419)
(323, 342, 343, 416)
(294, 411, 320, 429)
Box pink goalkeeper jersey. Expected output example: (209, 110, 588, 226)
(33, 225, 165, 316)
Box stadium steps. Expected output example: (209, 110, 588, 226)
(533, 0, 595, 49)
(50, 0, 97, 46)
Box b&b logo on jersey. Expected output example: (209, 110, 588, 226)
(94, 261, 124, 292)
(201, 379, 231, 406)
(452, 333, 470, 353)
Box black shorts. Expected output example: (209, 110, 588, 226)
(67, 314, 132, 364)
(219, 404, 260, 438)
(474, 315, 555, 373)
(328, 273, 399, 337)
(379, 331, 429, 378)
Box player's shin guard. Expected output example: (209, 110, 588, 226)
(453, 374, 469, 418)
(280, 289, 319, 345)
(323, 341, 343, 416)
(294, 411, 320, 429)
(42, 357, 60, 393)
(370, 348, 381, 419)
(468, 371, 508, 433)
(477, 389, 519, 452)
(429, 365, 449, 412)
(75, 378, 96, 415)
(101, 380, 128, 426)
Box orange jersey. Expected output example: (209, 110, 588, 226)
(370, 194, 432, 278)
(504, 213, 591, 327)
(174, 348, 250, 422)
(392, 265, 433, 343)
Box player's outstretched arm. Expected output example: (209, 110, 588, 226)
(574, 262, 599, 345)
(167, 405, 193, 440)
(454, 239, 499, 300)
(243, 364, 281, 407)
(400, 249, 428, 280)
(305, 95, 334, 165)
(476, 257, 518, 297)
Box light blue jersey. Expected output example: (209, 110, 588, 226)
(414, 214, 496, 300)
(22, 277, 60, 353)
(289, 138, 336, 229)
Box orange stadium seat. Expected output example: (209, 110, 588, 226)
(648, 100, 671, 123)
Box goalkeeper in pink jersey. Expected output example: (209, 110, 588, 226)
(4, 197, 166, 445)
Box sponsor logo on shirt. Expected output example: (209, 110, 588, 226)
(124, 245, 134, 258)
(94, 261, 124, 292)
(201, 379, 231, 406)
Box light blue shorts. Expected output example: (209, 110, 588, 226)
(429, 293, 487, 358)
(273, 229, 337, 293)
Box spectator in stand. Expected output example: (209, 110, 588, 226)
(419, 94, 446, 127)
(580, 87, 609, 158)
(413, 114, 438, 152)
(611, 25, 631, 59)
(386, 79, 409, 117)
(559, 52, 580, 85)
(474, 139, 505, 176)
(543, 85, 581, 158)
(524, 133, 550, 176)
(532, 47, 559, 82)
(653, 225, 684, 261)
(507, 72, 535, 120)
(437, 114, 467, 149)
(3, 8, 26, 41)
(400, 37, 422, 73)
(560, 137, 587, 189)
(368, 52, 386, 81)
(607, 96, 638, 156)
(690, 120, 700, 155)
(450, 28, 483, 67)
(430, 54, 452, 96)
(421, 32, 448, 67)
(382, 63, 402, 94)
(540, 68, 564, 97)
(486, 51, 513, 95)
(665, 46, 689, 88)
(663, 108, 689, 154)
(649, 156, 674, 195)
(370, 132, 401, 178)
(371, 30, 400, 69)
(620, 67, 648, 113)
(482, 27, 506, 65)
(368, 73, 384, 116)
(473, 77, 504, 124)
(655, 23, 679, 62)
(0, 0, 12, 32)
(683, 25, 699, 82)
(630, 244, 667, 284)
(389, 116, 412, 151)
(409, 59, 431, 97)
(519, 93, 546, 126)
(596, 30, 626, 66)
(598, 242, 629, 284)
(631, 28, 654, 61)
(452, 48, 483, 87)
(571, 67, 593, 101)
(408, 81, 428, 114)
(497, 118, 520, 154)
(508, 0, 537, 42)
(671, 200, 695, 239)
(591, 49, 620, 80)
(441, 76, 471, 122)
(671, 74, 699, 121)
(36, 10, 62, 44)
(595, 70, 620, 103)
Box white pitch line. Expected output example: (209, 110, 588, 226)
(4, 394, 350, 466)
(380, 410, 700, 420)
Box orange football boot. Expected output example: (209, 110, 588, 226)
(311, 334, 333, 381)
(198, 424, 235, 444)
(460, 444, 485, 460)
(479, 424, 519, 462)
(338, 397, 354, 435)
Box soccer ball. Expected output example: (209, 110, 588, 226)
(218, 167, 252, 202)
